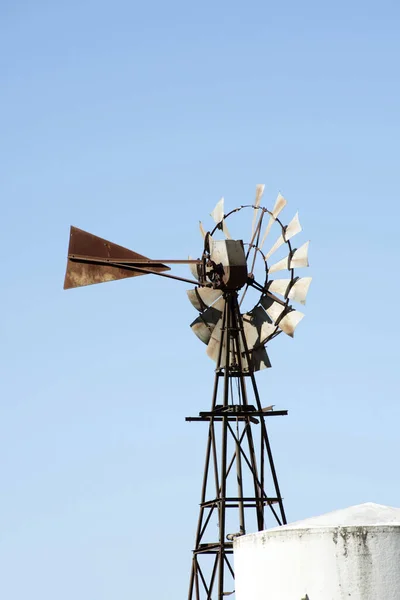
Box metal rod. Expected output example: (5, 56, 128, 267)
(208, 554, 219, 600)
(239, 210, 264, 308)
(197, 562, 210, 596)
(251, 375, 286, 524)
(230, 307, 246, 535)
(188, 558, 196, 600)
(218, 294, 231, 599)
(188, 409, 287, 418)
(245, 208, 264, 261)
(230, 297, 264, 531)
(68, 257, 204, 286)
(224, 554, 235, 579)
(195, 561, 201, 600)
(199, 506, 215, 541)
(68, 254, 202, 265)
(193, 416, 214, 552)
(219, 424, 250, 494)
(211, 421, 220, 497)
(216, 300, 228, 374)
(226, 421, 262, 526)
(201, 496, 279, 506)
(248, 211, 264, 274)
(247, 278, 265, 293)
(113, 262, 203, 286)
(186, 416, 259, 423)
(260, 419, 265, 530)
(245, 422, 265, 529)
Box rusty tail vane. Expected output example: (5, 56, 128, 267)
(64, 226, 203, 289)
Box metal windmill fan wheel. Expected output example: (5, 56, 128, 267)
(187, 185, 312, 372)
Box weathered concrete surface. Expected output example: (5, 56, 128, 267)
(234, 503, 400, 600)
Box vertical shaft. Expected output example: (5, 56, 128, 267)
(260, 422, 265, 530)
(218, 294, 231, 599)
(235, 425, 245, 534)
(232, 296, 264, 531)
(230, 300, 246, 536)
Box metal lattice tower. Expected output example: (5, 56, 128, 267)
(186, 292, 287, 599)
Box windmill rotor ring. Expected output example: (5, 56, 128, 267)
(189, 188, 312, 372)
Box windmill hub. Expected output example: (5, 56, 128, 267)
(206, 239, 248, 291)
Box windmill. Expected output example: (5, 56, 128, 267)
(64, 184, 311, 599)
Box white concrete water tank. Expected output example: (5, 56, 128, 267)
(234, 502, 400, 600)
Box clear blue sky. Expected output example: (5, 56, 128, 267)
(1, 0, 399, 598)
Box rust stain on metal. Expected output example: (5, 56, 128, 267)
(64, 226, 170, 289)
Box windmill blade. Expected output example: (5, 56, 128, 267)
(221, 221, 232, 239)
(290, 241, 310, 269)
(265, 212, 302, 259)
(240, 307, 274, 371)
(259, 193, 287, 250)
(260, 296, 285, 325)
(277, 310, 304, 337)
(268, 255, 289, 274)
(288, 277, 312, 305)
(267, 241, 310, 274)
(268, 279, 291, 298)
(285, 211, 302, 239)
(242, 306, 276, 348)
(211, 197, 225, 224)
(268, 276, 312, 305)
(64, 226, 170, 289)
(272, 193, 287, 217)
(260, 295, 304, 337)
(199, 221, 207, 239)
(210, 198, 232, 239)
(187, 287, 223, 312)
(190, 298, 225, 345)
(206, 314, 226, 365)
(250, 346, 272, 370)
(251, 184, 265, 237)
